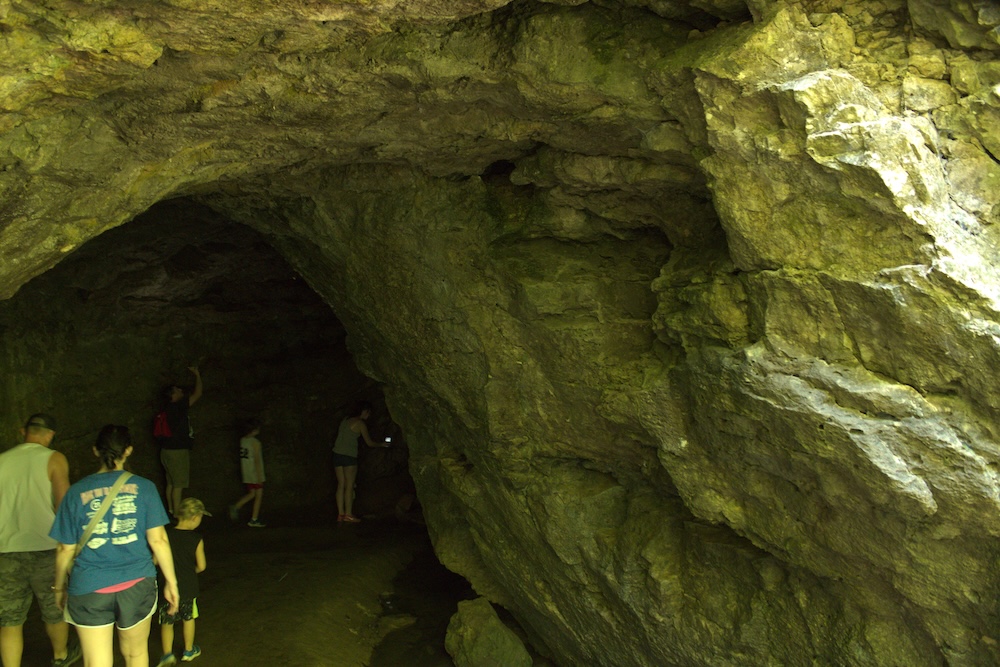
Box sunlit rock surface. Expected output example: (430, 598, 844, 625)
(2, 0, 999, 664)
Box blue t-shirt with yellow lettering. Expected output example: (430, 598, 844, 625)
(50, 471, 170, 595)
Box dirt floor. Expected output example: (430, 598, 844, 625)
(22, 508, 473, 667)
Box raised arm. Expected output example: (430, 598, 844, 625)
(187, 366, 203, 406)
(147, 525, 180, 614)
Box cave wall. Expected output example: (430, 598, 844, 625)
(206, 164, 948, 666)
(0, 201, 398, 515)
(2, 0, 1000, 665)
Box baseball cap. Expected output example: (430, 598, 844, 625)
(24, 413, 57, 431)
(177, 497, 212, 519)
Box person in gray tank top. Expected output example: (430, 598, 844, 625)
(0, 413, 81, 667)
(332, 401, 390, 523)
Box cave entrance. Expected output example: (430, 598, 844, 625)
(1, 197, 472, 666)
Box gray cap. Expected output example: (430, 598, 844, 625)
(25, 413, 57, 431)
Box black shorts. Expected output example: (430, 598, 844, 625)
(65, 577, 157, 630)
(332, 453, 358, 468)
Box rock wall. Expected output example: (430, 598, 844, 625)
(1, 0, 999, 664)
(0, 202, 397, 515)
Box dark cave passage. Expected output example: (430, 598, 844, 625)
(0, 197, 409, 518)
(2, 197, 486, 665)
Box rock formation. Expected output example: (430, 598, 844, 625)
(1, 0, 999, 664)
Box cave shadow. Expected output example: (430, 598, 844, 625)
(3, 198, 472, 666)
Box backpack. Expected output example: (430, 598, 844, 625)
(153, 411, 172, 439)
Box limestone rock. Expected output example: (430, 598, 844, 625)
(2, 0, 1000, 665)
(903, 74, 958, 111)
(445, 597, 533, 667)
(908, 0, 1000, 51)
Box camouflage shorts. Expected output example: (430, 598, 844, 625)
(0, 550, 62, 626)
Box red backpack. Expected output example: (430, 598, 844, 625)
(153, 411, 172, 439)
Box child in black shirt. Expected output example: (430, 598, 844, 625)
(155, 498, 208, 665)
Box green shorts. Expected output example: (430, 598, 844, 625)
(160, 449, 191, 488)
(0, 550, 62, 625)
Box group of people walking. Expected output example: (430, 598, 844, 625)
(0, 414, 209, 667)
(0, 378, 390, 667)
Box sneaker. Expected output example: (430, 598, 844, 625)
(52, 641, 82, 667)
(156, 654, 177, 667)
(181, 646, 201, 662)
(247, 518, 266, 528)
(228, 504, 239, 521)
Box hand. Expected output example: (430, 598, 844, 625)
(53, 588, 67, 611)
(187, 366, 200, 375)
(164, 580, 180, 616)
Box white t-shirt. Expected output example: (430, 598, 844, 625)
(239, 436, 265, 484)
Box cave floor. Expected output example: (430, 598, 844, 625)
(22, 510, 471, 667)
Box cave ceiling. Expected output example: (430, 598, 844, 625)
(3, 0, 1000, 665)
(0, 0, 744, 296)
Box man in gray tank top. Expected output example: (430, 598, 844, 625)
(0, 414, 81, 667)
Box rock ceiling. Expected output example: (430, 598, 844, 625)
(2, 0, 1000, 665)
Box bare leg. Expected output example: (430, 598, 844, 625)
(250, 488, 264, 521)
(44, 621, 70, 661)
(233, 489, 255, 511)
(335, 466, 346, 516)
(118, 616, 152, 667)
(160, 621, 174, 658)
(344, 466, 358, 517)
(77, 624, 115, 667)
(182, 619, 196, 652)
(0, 625, 24, 667)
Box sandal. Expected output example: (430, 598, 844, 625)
(342, 514, 362, 523)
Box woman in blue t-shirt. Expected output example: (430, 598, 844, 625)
(50, 425, 179, 667)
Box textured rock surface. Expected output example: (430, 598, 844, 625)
(446, 597, 533, 667)
(2, 0, 1000, 665)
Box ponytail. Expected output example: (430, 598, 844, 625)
(95, 424, 131, 469)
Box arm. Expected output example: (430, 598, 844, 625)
(48, 451, 70, 510)
(187, 366, 203, 406)
(357, 421, 389, 449)
(194, 539, 207, 573)
(52, 543, 75, 610)
(254, 442, 264, 481)
(147, 525, 180, 614)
